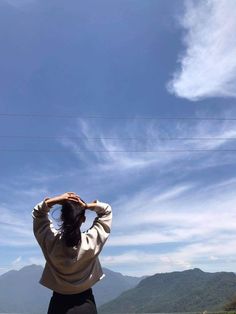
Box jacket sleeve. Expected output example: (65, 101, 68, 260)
(83, 201, 112, 256)
(32, 198, 58, 249)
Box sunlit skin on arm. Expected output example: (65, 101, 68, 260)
(44, 192, 99, 210)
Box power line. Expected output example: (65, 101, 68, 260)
(1, 135, 236, 141)
(1, 113, 236, 121)
(1, 148, 236, 153)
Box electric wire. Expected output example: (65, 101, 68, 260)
(1, 148, 236, 153)
(1, 112, 236, 121)
(1, 113, 236, 152)
(1, 135, 236, 141)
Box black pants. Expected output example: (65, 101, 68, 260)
(47, 288, 97, 314)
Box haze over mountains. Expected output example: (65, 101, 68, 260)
(0, 264, 142, 314)
(1, 266, 236, 314)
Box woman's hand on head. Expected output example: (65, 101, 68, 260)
(45, 192, 86, 208)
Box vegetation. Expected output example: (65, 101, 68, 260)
(99, 268, 236, 313)
(224, 295, 236, 311)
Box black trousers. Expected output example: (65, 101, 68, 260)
(47, 288, 97, 314)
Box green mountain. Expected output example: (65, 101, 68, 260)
(0, 264, 142, 313)
(99, 268, 236, 313)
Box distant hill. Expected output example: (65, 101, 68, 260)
(0, 265, 48, 314)
(99, 268, 236, 313)
(94, 267, 144, 306)
(0, 264, 142, 314)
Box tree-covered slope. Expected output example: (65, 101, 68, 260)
(99, 268, 236, 313)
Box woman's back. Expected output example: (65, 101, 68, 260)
(32, 193, 112, 313)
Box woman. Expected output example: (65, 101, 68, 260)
(32, 192, 112, 314)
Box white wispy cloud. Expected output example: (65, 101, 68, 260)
(0, 186, 50, 247)
(2, 175, 236, 274)
(57, 118, 236, 255)
(12, 256, 22, 265)
(101, 234, 236, 276)
(60, 117, 236, 176)
(2, 116, 236, 275)
(28, 256, 45, 266)
(100, 251, 192, 275)
(99, 175, 236, 274)
(108, 177, 236, 240)
(168, 0, 236, 101)
(2, 0, 37, 8)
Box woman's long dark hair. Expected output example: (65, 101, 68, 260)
(60, 200, 85, 247)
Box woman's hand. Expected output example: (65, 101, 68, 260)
(45, 192, 86, 208)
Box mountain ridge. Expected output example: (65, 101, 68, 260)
(0, 264, 143, 314)
(99, 268, 236, 313)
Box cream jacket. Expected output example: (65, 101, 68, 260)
(32, 199, 112, 294)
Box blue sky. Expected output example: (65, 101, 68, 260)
(1, 0, 236, 277)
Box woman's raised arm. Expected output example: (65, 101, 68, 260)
(82, 200, 112, 256)
(32, 192, 86, 248)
